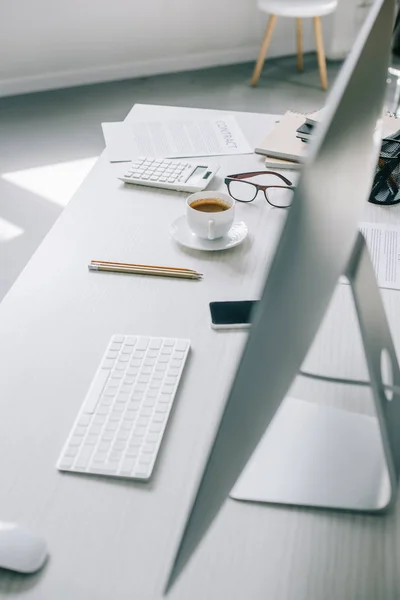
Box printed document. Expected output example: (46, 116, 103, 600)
(102, 116, 253, 162)
(345, 222, 400, 290)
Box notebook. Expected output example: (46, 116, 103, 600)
(305, 108, 326, 126)
(264, 156, 302, 170)
(296, 122, 314, 140)
(255, 111, 308, 163)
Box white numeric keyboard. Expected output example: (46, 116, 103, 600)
(57, 334, 190, 481)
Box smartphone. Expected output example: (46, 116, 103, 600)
(209, 301, 257, 330)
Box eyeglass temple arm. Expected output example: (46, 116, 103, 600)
(225, 171, 293, 185)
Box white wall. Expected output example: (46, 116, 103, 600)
(0, 0, 357, 97)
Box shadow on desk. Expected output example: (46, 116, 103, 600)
(0, 561, 48, 594)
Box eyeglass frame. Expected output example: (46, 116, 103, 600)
(224, 171, 294, 207)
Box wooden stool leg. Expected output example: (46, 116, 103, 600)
(296, 18, 303, 72)
(313, 16, 328, 90)
(251, 15, 278, 87)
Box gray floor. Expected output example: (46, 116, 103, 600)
(0, 54, 342, 302)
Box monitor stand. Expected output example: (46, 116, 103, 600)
(231, 232, 400, 512)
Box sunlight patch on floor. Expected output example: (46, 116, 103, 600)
(1, 157, 99, 207)
(0, 216, 24, 242)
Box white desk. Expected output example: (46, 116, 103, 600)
(0, 104, 400, 600)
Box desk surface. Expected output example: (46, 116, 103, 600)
(1, 104, 400, 600)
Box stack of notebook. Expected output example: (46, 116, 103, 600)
(255, 108, 400, 170)
(295, 109, 325, 143)
(254, 110, 322, 170)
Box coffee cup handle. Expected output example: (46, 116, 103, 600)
(208, 219, 215, 240)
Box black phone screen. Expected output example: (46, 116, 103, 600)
(209, 301, 257, 325)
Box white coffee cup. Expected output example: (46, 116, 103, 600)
(186, 191, 235, 240)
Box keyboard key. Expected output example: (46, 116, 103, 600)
(88, 424, 102, 436)
(122, 346, 133, 354)
(149, 339, 162, 349)
(105, 421, 118, 432)
(135, 465, 150, 477)
(73, 425, 87, 437)
(101, 359, 115, 370)
(65, 446, 79, 458)
(75, 445, 94, 469)
(159, 393, 171, 403)
(125, 410, 137, 421)
(93, 452, 107, 463)
(143, 443, 156, 454)
(126, 447, 139, 458)
(91, 464, 117, 474)
(125, 336, 137, 346)
(82, 369, 110, 414)
(69, 436, 83, 447)
(175, 340, 189, 350)
(152, 371, 163, 380)
(161, 346, 173, 356)
(153, 413, 166, 423)
(163, 339, 175, 347)
(59, 457, 74, 469)
(99, 441, 111, 452)
(149, 423, 162, 433)
(168, 367, 180, 376)
(108, 342, 122, 351)
(104, 386, 118, 396)
(110, 372, 123, 380)
(120, 459, 136, 475)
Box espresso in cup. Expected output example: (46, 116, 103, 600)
(190, 198, 231, 213)
(186, 191, 235, 240)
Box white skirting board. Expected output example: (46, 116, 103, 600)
(0, 46, 262, 98)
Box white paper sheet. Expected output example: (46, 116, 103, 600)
(342, 222, 400, 290)
(101, 116, 253, 162)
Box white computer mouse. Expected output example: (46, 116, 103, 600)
(0, 522, 48, 573)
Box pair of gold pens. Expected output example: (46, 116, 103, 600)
(88, 259, 202, 280)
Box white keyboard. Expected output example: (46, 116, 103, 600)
(57, 334, 190, 481)
(118, 157, 219, 192)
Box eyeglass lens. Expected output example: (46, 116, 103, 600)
(227, 180, 257, 202)
(266, 187, 294, 208)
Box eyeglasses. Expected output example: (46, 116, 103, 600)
(225, 171, 295, 208)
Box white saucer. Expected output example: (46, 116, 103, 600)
(170, 216, 248, 251)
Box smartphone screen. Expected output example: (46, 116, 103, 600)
(209, 301, 257, 328)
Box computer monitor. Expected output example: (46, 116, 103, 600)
(166, 0, 397, 592)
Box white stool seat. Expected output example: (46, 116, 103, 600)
(258, 0, 337, 18)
